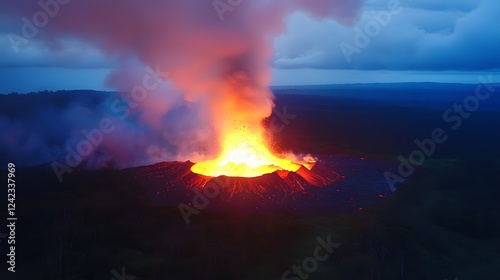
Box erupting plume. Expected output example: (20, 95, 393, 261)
(190, 71, 312, 178)
(2, 0, 363, 172)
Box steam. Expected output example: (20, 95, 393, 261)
(0, 0, 363, 168)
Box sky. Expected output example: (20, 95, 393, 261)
(1, 0, 499, 169)
(0, 0, 499, 93)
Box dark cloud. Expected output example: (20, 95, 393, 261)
(274, 0, 500, 71)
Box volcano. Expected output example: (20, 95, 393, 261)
(123, 159, 339, 213)
(123, 156, 394, 213)
(125, 160, 339, 196)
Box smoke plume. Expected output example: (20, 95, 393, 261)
(0, 0, 363, 168)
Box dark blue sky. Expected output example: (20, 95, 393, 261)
(0, 0, 499, 93)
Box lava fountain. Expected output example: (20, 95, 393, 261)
(190, 125, 313, 178)
(190, 74, 315, 179)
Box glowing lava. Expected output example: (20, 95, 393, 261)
(191, 126, 313, 178)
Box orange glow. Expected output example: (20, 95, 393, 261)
(190, 74, 315, 178)
(191, 126, 312, 178)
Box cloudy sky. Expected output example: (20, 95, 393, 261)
(0, 0, 499, 93)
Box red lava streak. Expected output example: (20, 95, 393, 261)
(130, 160, 340, 196)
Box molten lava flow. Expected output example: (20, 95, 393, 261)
(191, 126, 310, 178)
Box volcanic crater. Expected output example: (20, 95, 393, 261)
(121, 155, 394, 213)
(125, 160, 340, 196)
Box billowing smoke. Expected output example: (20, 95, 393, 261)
(0, 0, 363, 169)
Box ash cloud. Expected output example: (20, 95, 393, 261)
(0, 0, 363, 168)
